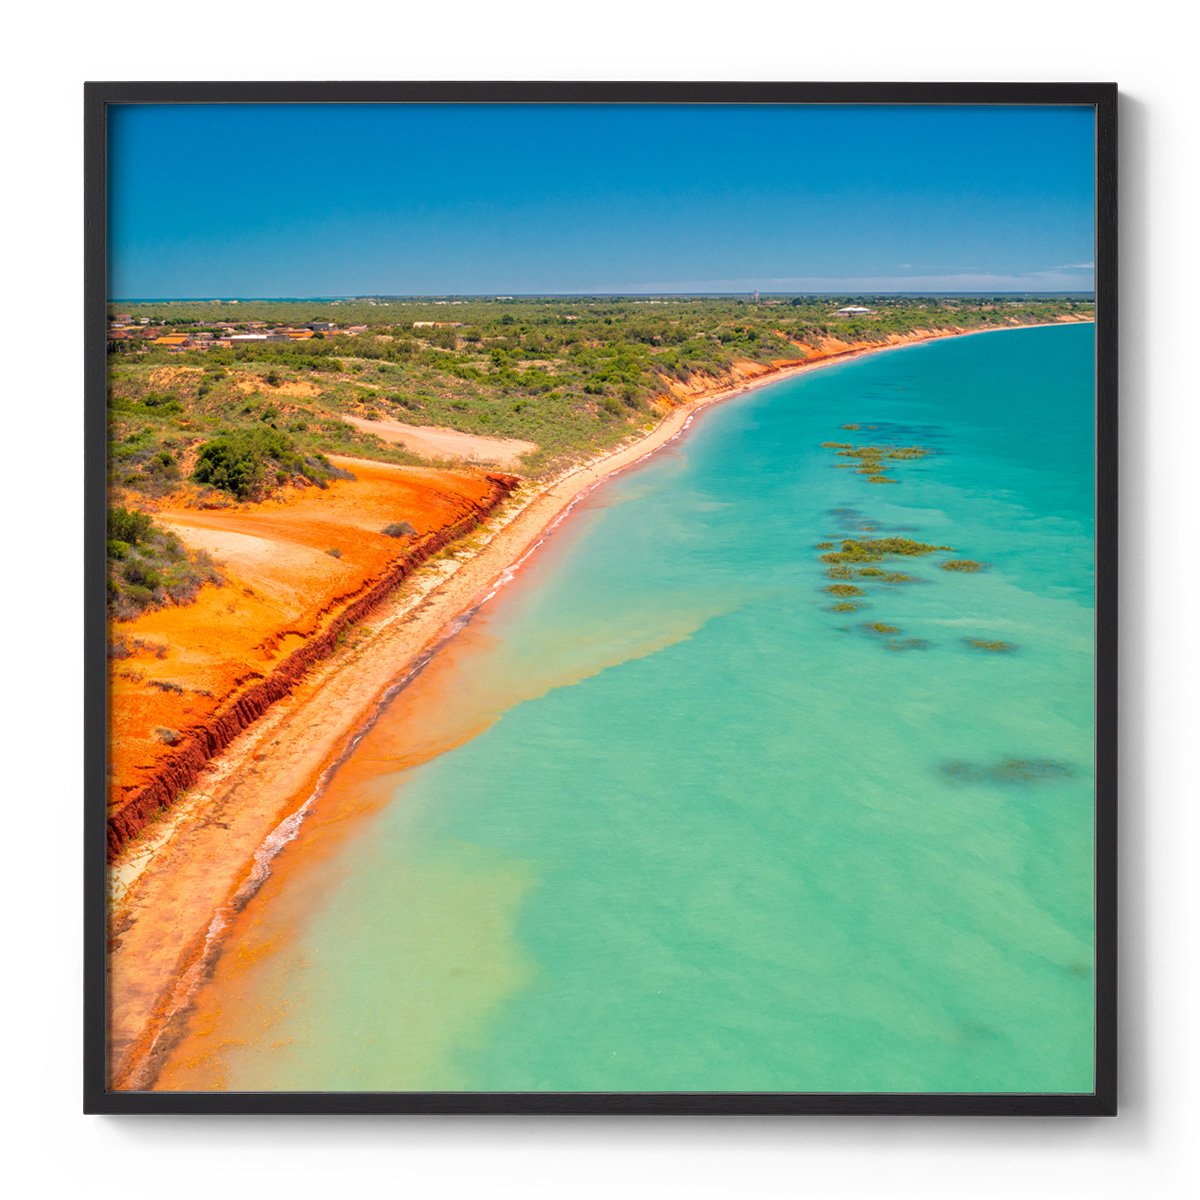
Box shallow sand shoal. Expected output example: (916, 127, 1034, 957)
(107, 318, 1090, 1089)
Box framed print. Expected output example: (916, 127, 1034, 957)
(85, 82, 1117, 1115)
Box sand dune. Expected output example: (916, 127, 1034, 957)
(342, 414, 536, 467)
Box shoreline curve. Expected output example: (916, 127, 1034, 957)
(106, 317, 1092, 1090)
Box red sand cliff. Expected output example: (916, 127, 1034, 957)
(108, 459, 517, 858)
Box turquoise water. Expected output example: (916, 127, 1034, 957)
(162, 324, 1096, 1094)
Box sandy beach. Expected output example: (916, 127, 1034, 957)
(106, 317, 1090, 1089)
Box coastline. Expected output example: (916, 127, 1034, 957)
(107, 317, 1091, 1089)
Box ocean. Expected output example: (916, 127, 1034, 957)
(156, 323, 1096, 1093)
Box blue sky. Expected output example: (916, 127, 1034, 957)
(108, 104, 1095, 298)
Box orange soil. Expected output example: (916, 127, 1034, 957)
(234, 375, 322, 398)
(108, 458, 510, 847)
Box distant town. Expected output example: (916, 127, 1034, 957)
(107, 301, 887, 354)
(107, 315, 380, 352)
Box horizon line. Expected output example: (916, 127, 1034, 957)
(109, 291, 1097, 303)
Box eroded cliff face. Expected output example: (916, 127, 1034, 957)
(651, 323, 1075, 407)
(107, 470, 518, 859)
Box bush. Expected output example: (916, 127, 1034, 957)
(382, 521, 417, 538)
(108, 506, 154, 547)
(193, 428, 337, 500)
(106, 507, 223, 620)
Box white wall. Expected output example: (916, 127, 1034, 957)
(3, 3, 1194, 1196)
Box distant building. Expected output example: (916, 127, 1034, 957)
(229, 333, 269, 342)
(307, 322, 335, 332)
(152, 334, 189, 347)
(835, 306, 873, 316)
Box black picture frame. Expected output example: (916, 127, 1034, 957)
(84, 80, 1117, 1116)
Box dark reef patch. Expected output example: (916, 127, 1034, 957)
(941, 757, 1076, 785)
(822, 537, 952, 564)
(966, 638, 1017, 653)
(884, 637, 931, 652)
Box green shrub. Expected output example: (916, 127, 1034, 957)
(108, 506, 154, 548)
(382, 521, 417, 538)
(192, 427, 339, 500)
(106, 507, 223, 620)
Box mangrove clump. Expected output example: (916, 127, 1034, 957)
(966, 638, 1016, 653)
(826, 583, 865, 597)
(942, 559, 983, 573)
(865, 622, 900, 635)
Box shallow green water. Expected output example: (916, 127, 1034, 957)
(165, 324, 1096, 1093)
